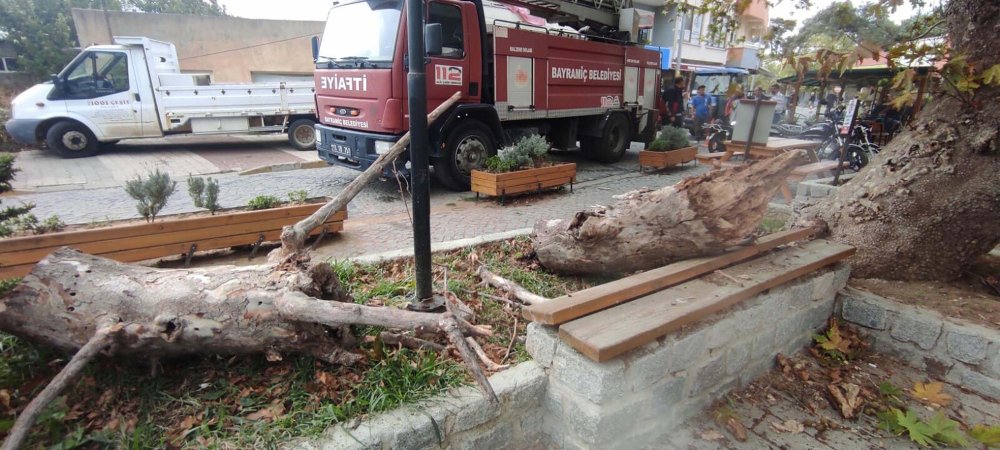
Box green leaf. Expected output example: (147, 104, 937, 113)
(925, 412, 967, 447)
(981, 64, 1000, 86)
(970, 424, 1000, 447)
(896, 409, 937, 447)
(877, 409, 904, 434)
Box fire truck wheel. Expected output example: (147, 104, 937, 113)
(288, 119, 317, 150)
(434, 121, 496, 191)
(582, 113, 630, 163)
(46, 121, 100, 158)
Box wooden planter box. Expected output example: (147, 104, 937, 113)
(0, 202, 347, 279)
(638, 146, 698, 171)
(471, 163, 576, 200)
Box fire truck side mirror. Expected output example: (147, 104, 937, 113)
(310, 36, 320, 62)
(425, 23, 443, 57)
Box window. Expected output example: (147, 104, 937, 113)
(429, 2, 464, 58)
(683, 12, 703, 43)
(53, 51, 129, 100)
(0, 57, 18, 72)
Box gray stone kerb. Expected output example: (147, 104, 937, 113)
(283, 361, 548, 450)
(346, 228, 533, 265)
(839, 287, 1000, 400)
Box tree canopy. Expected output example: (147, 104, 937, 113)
(0, 0, 226, 78)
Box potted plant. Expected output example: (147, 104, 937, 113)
(470, 134, 576, 202)
(639, 126, 698, 171)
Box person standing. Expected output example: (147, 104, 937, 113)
(689, 85, 714, 139)
(770, 84, 787, 124)
(662, 77, 686, 127)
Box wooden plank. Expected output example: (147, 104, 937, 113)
(0, 221, 343, 279)
(473, 163, 576, 184)
(522, 228, 818, 325)
(557, 240, 855, 362)
(0, 205, 344, 253)
(0, 215, 344, 279)
(496, 174, 573, 193)
(0, 213, 345, 267)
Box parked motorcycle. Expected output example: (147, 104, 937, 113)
(703, 120, 731, 153)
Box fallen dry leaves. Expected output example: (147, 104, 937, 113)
(911, 381, 952, 407)
(828, 382, 865, 419)
(771, 419, 805, 434)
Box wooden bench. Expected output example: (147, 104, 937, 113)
(780, 160, 847, 203)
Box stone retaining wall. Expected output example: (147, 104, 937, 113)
(530, 264, 851, 449)
(839, 288, 1000, 400)
(793, 173, 856, 207)
(291, 265, 852, 449)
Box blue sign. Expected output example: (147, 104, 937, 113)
(644, 45, 672, 70)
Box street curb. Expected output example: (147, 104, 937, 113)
(238, 160, 328, 176)
(344, 227, 534, 264)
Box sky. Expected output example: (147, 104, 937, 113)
(217, 0, 926, 24)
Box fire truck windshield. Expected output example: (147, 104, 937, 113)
(319, 0, 402, 63)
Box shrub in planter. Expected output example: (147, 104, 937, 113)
(473, 135, 576, 199)
(648, 126, 690, 152)
(639, 126, 697, 170)
(247, 195, 281, 210)
(483, 134, 550, 173)
(125, 169, 177, 223)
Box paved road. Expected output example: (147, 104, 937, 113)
(2, 135, 709, 263)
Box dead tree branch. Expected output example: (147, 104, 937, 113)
(477, 266, 551, 305)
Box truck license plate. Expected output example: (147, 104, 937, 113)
(330, 144, 352, 157)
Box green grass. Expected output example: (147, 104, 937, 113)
(758, 214, 789, 235)
(0, 340, 465, 449)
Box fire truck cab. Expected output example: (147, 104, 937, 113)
(313, 0, 660, 190)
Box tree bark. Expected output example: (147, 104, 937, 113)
(797, 0, 1000, 280)
(532, 150, 805, 276)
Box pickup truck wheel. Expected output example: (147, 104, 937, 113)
(46, 121, 99, 158)
(288, 119, 317, 150)
(433, 121, 495, 191)
(582, 114, 630, 162)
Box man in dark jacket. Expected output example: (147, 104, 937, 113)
(662, 78, 685, 127)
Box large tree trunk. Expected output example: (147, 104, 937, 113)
(797, 0, 1000, 280)
(532, 150, 804, 275)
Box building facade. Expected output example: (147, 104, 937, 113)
(72, 8, 325, 83)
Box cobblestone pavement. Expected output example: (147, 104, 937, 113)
(3, 141, 709, 262)
(10, 134, 318, 192)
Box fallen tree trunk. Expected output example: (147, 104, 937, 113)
(532, 150, 805, 276)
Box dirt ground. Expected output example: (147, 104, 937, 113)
(849, 253, 1000, 328)
(669, 320, 1000, 450)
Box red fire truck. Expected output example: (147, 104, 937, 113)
(314, 0, 660, 190)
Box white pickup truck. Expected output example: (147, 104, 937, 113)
(5, 37, 318, 158)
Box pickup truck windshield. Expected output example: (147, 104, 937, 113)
(319, 0, 402, 62)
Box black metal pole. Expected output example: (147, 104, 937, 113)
(405, 0, 435, 308)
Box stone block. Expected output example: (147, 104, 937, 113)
(551, 344, 627, 404)
(381, 409, 440, 450)
(831, 264, 851, 293)
(525, 322, 560, 368)
(645, 374, 686, 421)
(890, 311, 943, 350)
(451, 394, 500, 434)
(809, 270, 837, 302)
(491, 360, 547, 410)
(945, 327, 990, 365)
(546, 382, 637, 444)
(726, 339, 752, 376)
(687, 354, 729, 398)
(950, 365, 1000, 400)
(986, 349, 1000, 379)
(840, 289, 889, 330)
(626, 331, 705, 391)
(452, 422, 513, 450)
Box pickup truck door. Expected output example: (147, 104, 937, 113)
(129, 47, 163, 137)
(52, 50, 142, 140)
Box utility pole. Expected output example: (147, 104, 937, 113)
(404, 0, 439, 311)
